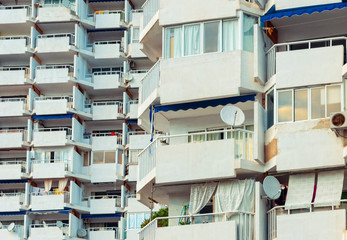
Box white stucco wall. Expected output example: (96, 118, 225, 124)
(0, 8, 27, 24)
(0, 132, 24, 149)
(89, 230, 115, 240)
(277, 209, 346, 240)
(91, 164, 121, 183)
(129, 134, 151, 150)
(156, 139, 236, 184)
(128, 164, 138, 182)
(159, 51, 256, 104)
(128, 43, 146, 58)
(0, 101, 25, 117)
(0, 229, 21, 240)
(36, 37, 71, 53)
(90, 198, 116, 214)
(276, 46, 344, 89)
(29, 227, 64, 240)
(31, 194, 65, 210)
(92, 105, 121, 120)
(35, 68, 70, 84)
(156, 221, 237, 240)
(130, 72, 147, 88)
(34, 99, 67, 115)
(95, 13, 121, 29)
(0, 165, 23, 180)
(0, 70, 26, 85)
(275, 0, 342, 10)
(92, 136, 121, 151)
(129, 103, 138, 119)
(0, 39, 27, 54)
(93, 74, 121, 89)
(0, 195, 21, 212)
(94, 44, 121, 59)
(32, 162, 66, 179)
(38, 7, 71, 22)
(33, 131, 67, 147)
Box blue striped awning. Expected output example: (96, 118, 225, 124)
(33, 114, 74, 120)
(0, 179, 28, 184)
(0, 211, 26, 216)
(261, 2, 347, 22)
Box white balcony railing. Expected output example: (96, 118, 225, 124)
(93, 40, 123, 50)
(93, 71, 123, 81)
(32, 159, 70, 171)
(267, 199, 347, 240)
(94, 10, 125, 21)
(41, 0, 76, 12)
(0, 35, 31, 46)
(0, 159, 26, 171)
(89, 195, 122, 207)
(88, 227, 120, 239)
(141, 61, 160, 103)
(35, 127, 72, 140)
(142, 0, 159, 29)
(36, 64, 74, 72)
(31, 191, 70, 202)
(37, 33, 75, 45)
(92, 132, 123, 145)
(0, 66, 30, 79)
(138, 129, 254, 181)
(266, 36, 347, 81)
(138, 211, 254, 240)
(0, 97, 27, 110)
(93, 101, 123, 113)
(29, 222, 69, 237)
(0, 129, 28, 141)
(0, 5, 32, 15)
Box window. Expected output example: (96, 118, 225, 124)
(204, 22, 220, 53)
(105, 152, 116, 163)
(222, 20, 238, 51)
(266, 89, 274, 129)
(92, 151, 119, 164)
(132, 27, 140, 43)
(243, 14, 257, 52)
(184, 24, 201, 56)
(128, 213, 151, 229)
(93, 152, 104, 164)
(164, 27, 182, 58)
(277, 85, 342, 123)
(83, 152, 90, 166)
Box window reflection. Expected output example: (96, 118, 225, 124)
(278, 91, 292, 122)
(311, 87, 325, 119)
(294, 89, 308, 121)
(327, 85, 341, 116)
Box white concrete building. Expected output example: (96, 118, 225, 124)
(2, 0, 347, 240)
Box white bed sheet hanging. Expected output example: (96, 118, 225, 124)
(188, 182, 217, 215)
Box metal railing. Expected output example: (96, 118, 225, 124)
(0, 5, 32, 16)
(138, 129, 254, 181)
(266, 36, 347, 81)
(37, 33, 75, 45)
(88, 227, 120, 239)
(31, 159, 70, 171)
(92, 101, 123, 114)
(138, 211, 254, 240)
(0, 97, 27, 110)
(0, 129, 27, 141)
(31, 191, 70, 203)
(29, 222, 69, 236)
(93, 71, 123, 82)
(36, 64, 74, 73)
(142, 0, 159, 29)
(0, 35, 31, 46)
(94, 10, 125, 22)
(41, 0, 76, 12)
(35, 127, 72, 139)
(141, 60, 160, 103)
(89, 195, 122, 207)
(35, 96, 73, 102)
(93, 40, 124, 53)
(130, 69, 149, 74)
(267, 199, 347, 240)
(92, 132, 123, 145)
(0, 159, 26, 172)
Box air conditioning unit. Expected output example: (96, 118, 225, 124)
(330, 111, 347, 129)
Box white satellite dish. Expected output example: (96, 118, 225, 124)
(7, 222, 15, 232)
(77, 229, 88, 238)
(56, 221, 63, 228)
(220, 106, 245, 127)
(263, 176, 282, 200)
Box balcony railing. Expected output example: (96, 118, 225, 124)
(0, 159, 26, 172)
(0, 97, 27, 110)
(266, 36, 347, 81)
(35, 127, 72, 140)
(93, 101, 123, 114)
(34, 96, 73, 108)
(92, 132, 123, 145)
(0, 129, 28, 141)
(138, 129, 254, 181)
(0, 35, 31, 46)
(267, 199, 347, 240)
(31, 191, 70, 203)
(0, 66, 30, 78)
(37, 33, 75, 45)
(36, 64, 74, 73)
(94, 10, 125, 22)
(0, 5, 32, 17)
(29, 222, 69, 237)
(41, 0, 76, 12)
(93, 70, 123, 82)
(141, 61, 160, 103)
(142, 0, 159, 29)
(88, 227, 120, 239)
(32, 159, 70, 171)
(138, 211, 254, 240)
(89, 195, 122, 207)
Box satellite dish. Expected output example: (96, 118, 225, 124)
(77, 229, 87, 238)
(220, 106, 245, 127)
(56, 221, 63, 228)
(123, 72, 133, 82)
(263, 176, 282, 200)
(7, 222, 15, 232)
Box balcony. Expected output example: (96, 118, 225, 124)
(88, 227, 121, 240)
(0, 193, 25, 212)
(36, 33, 76, 53)
(0, 129, 29, 149)
(29, 223, 69, 240)
(137, 129, 261, 191)
(272, 0, 343, 11)
(0, 67, 31, 85)
(139, 211, 254, 240)
(37, 0, 77, 22)
(0, 225, 24, 240)
(92, 132, 123, 151)
(94, 10, 125, 29)
(93, 71, 124, 90)
(0, 36, 31, 55)
(128, 131, 151, 150)
(266, 36, 346, 87)
(0, 5, 32, 24)
(33, 127, 72, 147)
(94, 40, 124, 59)
(0, 159, 26, 180)
(89, 195, 122, 214)
(126, 70, 148, 88)
(31, 159, 71, 179)
(126, 100, 138, 119)
(30, 191, 70, 211)
(35, 65, 74, 84)
(0, 98, 30, 117)
(34, 96, 73, 115)
(140, 61, 160, 106)
(92, 101, 124, 120)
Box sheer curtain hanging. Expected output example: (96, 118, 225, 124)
(243, 14, 257, 52)
(189, 182, 217, 215)
(223, 20, 239, 51)
(184, 24, 201, 56)
(58, 179, 69, 193)
(44, 179, 53, 193)
(165, 27, 182, 58)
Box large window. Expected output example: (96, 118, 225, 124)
(164, 27, 182, 58)
(243, 14, 257, 52)
(92, 151, 121, 164)
(184, 24, 201, 56)
(277, 85, 342, 123)
(128, 212, 151, 229)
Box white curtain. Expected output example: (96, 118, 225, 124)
(165, 27, 182, 58)
(243, 14, 256, 52)
(58, 179, 69, 193)
(223, 20, 238, 51)
(184, 24, 201, 56)
(189, 182, 217, 215)
(173, 27, 182, 58)
(44, 179, 53, 193)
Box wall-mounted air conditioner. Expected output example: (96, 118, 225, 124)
(330, 111, 347, 129)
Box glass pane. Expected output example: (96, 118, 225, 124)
(327, 85, 341, 116)
(204, 22, 219, 53)
(294, 89, 308, 121)
(105, 152, 116, 163)
(223, 20, 238, 51)
(188, 131, 205, 143)
(93, 152, 104, 164)
(129, 214, 135, 229)
(278, 91, 292, 122)
(311, 88, 325, 119)
(165, 27, 182, 58)
(132, 27, 140, 43)
(184, 24, 201, 56)
(243, 14, 257, 52)
(136, 213, 144, 229)
(266, 90, 274, 128)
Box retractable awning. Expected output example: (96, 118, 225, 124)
(33, 114, 74, 120)
(27, 210, 70, 215)
(0, 179, 28, 184)
(261, 2, 347, 22)
(0, 211, 26, 216)
(81, 213, 122, 219)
